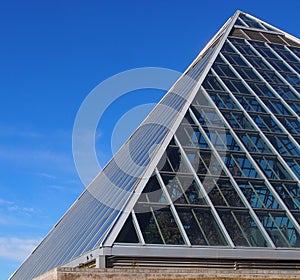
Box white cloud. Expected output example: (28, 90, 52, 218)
(0, 198, 13, 206)
(0, 237, 41, 262)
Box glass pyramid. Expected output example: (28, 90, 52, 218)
(11, 11, 300, 280)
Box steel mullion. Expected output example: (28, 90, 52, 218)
(210, 69, 300, 239)
(174, 134, 235, 247)
(188, 106, 275, 248)
(131, 209, 146, 245)
(155, 168, 191, 246)
(219, 51, 300, 181)
(149, 205, 166, 244)
(285, 45, 300, 64)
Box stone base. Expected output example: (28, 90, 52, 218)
(33, 267, 300, 280)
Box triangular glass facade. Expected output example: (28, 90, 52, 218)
(11, 11, 300, 280)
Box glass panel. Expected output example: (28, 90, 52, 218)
(207, 178, 244, 207)
(239, 14, 265, 29)
(139, 175, 167, 203)
(177, 206, 228, 246)
(222, 78, 251, 94)
(115, 214, 139, 243)
(217, 209, 268, 247)
(233, 66, 260, 81)
(272, 182, 300, 210)
(287, 101, 300, 115)
(176, 124, 209, 149)
(161, 173, 207, 205)
(247, 82, 276, 98)
(222, 52, 248, 66)
(238, 181, 281, 209)
(254, 156, 292, 180)
(289, 46, 300, 59)
(271, 85, 298, 100)
(267, 134, 300, 156)
(159, 146, 183, 173)
(221, 42, 236, 54)
(192, 106, 224, 128)
(221, 153, 260, 178)
(209, 91, 239, 109)
(135, 205, 185, 245)
(231, 40, 257, 56)
(257, 69, 284, 84)
(270, 44, 299, 63)
(277, 117, 300, 134)
(244, 56, 269, 70)
(280, 72, 300, 87)
(135, 205, 164, 244)
(184, 148, 225, 177)
(285, 158, 300, 179)
(213, 63, 237, 78)
(249, 114, 283, 133)
(221, 111, 254, 130)
(202, 73, 226, 91)
(256, 211, 300, 247)
(263, 99, 293, 115)
(206, 129, 241, 151)
(236, 95, 266, 112)
(237, 132, 272, 154)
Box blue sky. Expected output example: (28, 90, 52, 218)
(0, 0, 299, 278)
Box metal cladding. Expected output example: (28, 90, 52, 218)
(11, 11, 300, 280)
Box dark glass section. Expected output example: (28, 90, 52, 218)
(287, 101, 300, 115)
(249, 113, 283, 133)
(192, 106, 225, 128)
(271, 85, 298, 100)
(266, 134, 300, 156)
(161, 173, 207, 205)
(285, 158, 300, 179)
(289, 46, 300, 59)
(139, 175, 167, 203)
(184, 148, 226, 177)
(277, 116, 300, 135)
(236, 132, 272, 154)
(256, 211, 300, 247)
(222, 52, 248, 66)
(213, 63, 237, 78)
(176, 123, 209, 149)
(272, 182, 300, 210)
(221, 153, 260, 178)
(237, 180, 281, 209)
(177, 207, 227, 246)
(207, 91, 239, 110)
(221, 110, 254, 130)
(247, 82, 277, 98)
(207, 178, 244, 207)
(202, 73, 226, 91)
(239, 14, 265, 30)
(217, 209, 267, 247)
(206, 128, 241, 151)
(262, 99, 293, 116)
(253, 156, 292, 180)
(236, 95, 266, 113)
(222, 78, 251, 94)
(135, 205, 184, 245)
(115, 214, 139, 243)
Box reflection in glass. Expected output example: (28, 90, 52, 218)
(177, 207, 227, 246)
(217, 209, 267, 247)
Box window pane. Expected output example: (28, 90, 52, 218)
(217, 209, 268, 247)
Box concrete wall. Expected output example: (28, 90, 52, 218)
(33, 267, 300, 280)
